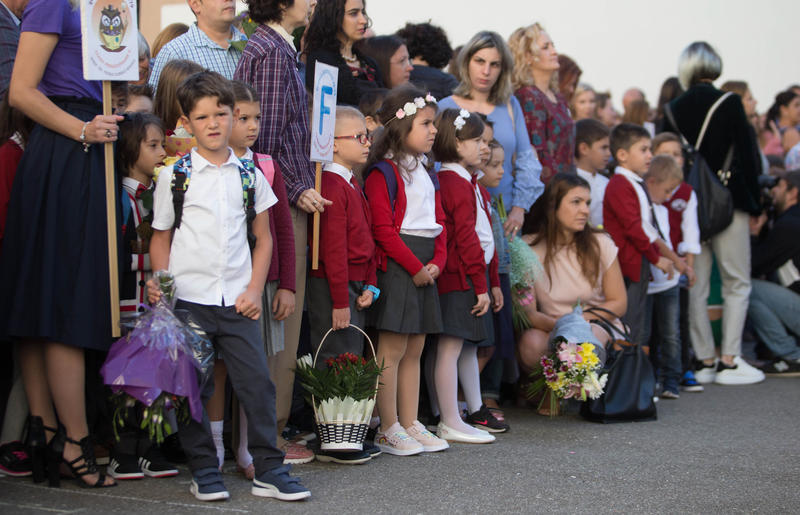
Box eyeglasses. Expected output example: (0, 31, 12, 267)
(334, 133, 372, 145)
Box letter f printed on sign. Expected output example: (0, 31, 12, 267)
(319, 85, 333, 134)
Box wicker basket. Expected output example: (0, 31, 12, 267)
(312, 325, 378, 451)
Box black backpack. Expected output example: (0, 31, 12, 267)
(665, 92, 735, 241)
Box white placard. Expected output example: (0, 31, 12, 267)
(80, 0, 139, 81)
(310, 62, 339, 163)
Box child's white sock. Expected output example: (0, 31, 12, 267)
(210, 420, 224, 469)
(237, 405, 252, 469)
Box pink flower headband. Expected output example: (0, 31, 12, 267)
(386, 94, 438, 125)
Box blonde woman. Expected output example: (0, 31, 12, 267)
(509, 23, 574, 185)
(571, 83, 596, 121)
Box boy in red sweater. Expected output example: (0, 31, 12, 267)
(307, 106, 378, 368)
(603, 123, 674, 344)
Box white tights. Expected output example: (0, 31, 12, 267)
(432, 336, 484, 435)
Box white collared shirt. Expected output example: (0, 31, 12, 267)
(0, 1, 20, 25)
(397, 155, 442, 238)
(443, 163, 495, 264)
(576, 167, 609, 228)
(152, 148, 277, 306)
(323, 162, 354, 187)
(614, 166, 658, 243)
(647, 205, 679, 294)
(267, 23, 295, 47)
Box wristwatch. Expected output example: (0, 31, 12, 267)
(363, 284, 380, 301)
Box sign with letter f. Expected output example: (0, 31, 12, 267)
(310, 63, 339, 163)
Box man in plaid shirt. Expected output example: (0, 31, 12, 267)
(0, 0, 25, 97)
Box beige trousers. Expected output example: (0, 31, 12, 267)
(268, 206, 307, 446)
(688, 210, 751, 360)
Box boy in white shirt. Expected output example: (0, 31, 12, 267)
(147, 71, 310, 503)
(641, 155, 686, 399)
(574, 118, 611, 228)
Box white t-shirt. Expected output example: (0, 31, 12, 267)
(152, 148, 277, 306)
(397, 155, 442, 238)
(443, 162, 495, 264)
(576, 167, 609, 229)
(647, 204, 680, 294)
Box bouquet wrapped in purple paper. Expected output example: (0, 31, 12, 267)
(100, 271, 214, 443)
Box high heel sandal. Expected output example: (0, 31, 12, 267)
(48, 427, 116, 488)
(24, 416, 57, 484)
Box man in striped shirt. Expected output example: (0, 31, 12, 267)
(149, 0, 246, 90)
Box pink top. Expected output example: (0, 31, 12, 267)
(531, 233, 618, 318)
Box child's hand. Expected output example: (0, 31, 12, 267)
(146, 278, 161, 304)
(491, 286, 504, 312)
(332, 307, 350, 330)
(356, 290, 374, 310)
(472, 292, 490, 317)
(674, 256, 688, 275)
(412, 266, 434, 287)
(685, 266, 697, 287)
(425, 263, 440, 280)
(656, 256, 675, 279)
(272, 288, 295, 321)
(235, 287, 262, 320)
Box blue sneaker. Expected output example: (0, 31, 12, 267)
(252, 465, 311, 501)
(680, 370, 704, 392)
(190, 467, 229, 501)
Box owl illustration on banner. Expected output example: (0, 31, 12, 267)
(98, 2, 128, 52)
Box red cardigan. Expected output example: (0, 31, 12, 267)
(308, 171, 377, 308)
(602, 174, 660, 282)
(666, 182, 692, 252)
(0, 139, 22, 254)
(437, 169, 500, 295)
(363, 160, 447, 275)
(256, 159, 296, 292)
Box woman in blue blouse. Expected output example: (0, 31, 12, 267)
(439, 31, 544, 238)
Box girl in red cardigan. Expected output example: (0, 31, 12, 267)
(364, 86, 449, 456)
(205, 82, 306, 477)
(431, 109, 502, 444)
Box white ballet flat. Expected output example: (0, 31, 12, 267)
(436, 422, 495, 444)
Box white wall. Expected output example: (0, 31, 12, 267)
(159, 0, 799, 111)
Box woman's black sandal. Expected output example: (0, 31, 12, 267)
(48, 428, 116, 488)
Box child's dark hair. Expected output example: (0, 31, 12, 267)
(651, 132, 681, 153)
(765, 89, 799, 130)
(0, 93, 34, 147)
(230, 80, 260, 104)
(116, 112, 165, 175)
(574, 118, 609, 158)
(247, 0, 295, 24)
(358, 88, 388, 119)
(177, 71, 235, 119)
(128, 83, 154, 100)
(609, 122, 651, 159)
(394, 22, 453, 70)
(365, 84, 436, 176)
(475, 112, 492, 129)
(432, 108, 485, 163)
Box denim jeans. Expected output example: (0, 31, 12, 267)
(643, 286, 682, 392)
(747, 279, 800, 360)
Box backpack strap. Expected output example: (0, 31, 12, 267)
(665, 92, 733, 150)
(374, 160, 398, 208)
(170, 153, 192, 229)
(237, 158, 258, 249)
(253, 152, 276, 187)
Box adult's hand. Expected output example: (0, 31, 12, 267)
(84, 114, 124, 143)
(503, 206, 525, 238)
(297, 188, 332, 214)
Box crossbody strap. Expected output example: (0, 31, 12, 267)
(695, 91, 733, 149)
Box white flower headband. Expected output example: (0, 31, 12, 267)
(454, 109, 470, 131)
(387, 94, 438, 124)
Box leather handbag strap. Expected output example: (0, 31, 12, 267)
(584, 306, 632, 342)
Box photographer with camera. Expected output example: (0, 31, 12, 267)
(748, 170, 800, 375)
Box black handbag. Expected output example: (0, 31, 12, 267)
(665, 93, 734, 241)
(579, 307, 657, 423)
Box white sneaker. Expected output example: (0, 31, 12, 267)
(694, 361, 717, 384)
(374, 422, 424, 456)
(405, 421, 449, 452)
(714, 356, 766, 385)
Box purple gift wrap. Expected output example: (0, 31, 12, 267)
(100, 303, 208, 423)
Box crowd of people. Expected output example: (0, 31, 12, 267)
(1, 0, 799, 504)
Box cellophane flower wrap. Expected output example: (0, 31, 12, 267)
(509, 236, 543, 333)
(100, 271, 215, 443)
(527, 304, 607, 415)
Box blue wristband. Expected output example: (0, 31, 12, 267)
(364, 285, 380, 301)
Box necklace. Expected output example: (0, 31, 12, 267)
(342, 53, 359, 64)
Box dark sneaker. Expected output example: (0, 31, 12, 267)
(107, 453, 144, 480)
(190, 467, 229, 501)
(139, 446, 179, 478)
(680, 371, 704, 392)
(465, 404, 510, 433)
(363, 440, 381, 458)
(252, 465, 311, 501)
(0, 441, 31, 477)
(315, 449, 371, 465)
(761, 358, 800, 376)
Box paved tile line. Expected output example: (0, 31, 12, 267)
(7, 482, 250, 514)
(0, 499, 83, 514)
